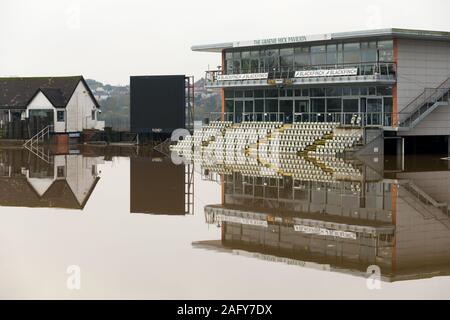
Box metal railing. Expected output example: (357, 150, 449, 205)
(206, 111, 412, 128)
(23, 125, 54, 147)
(398, 78, 450, 127)
(23, 125, 54, 164)
(206, 62, 397, 85)
(209, 112, 286, 123)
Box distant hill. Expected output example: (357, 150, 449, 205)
(85, 78, 220, 131)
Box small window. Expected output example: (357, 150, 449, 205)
(91, 110, 96, 120)
(57, 166, 66, 178)
(57, 110, 65, 122)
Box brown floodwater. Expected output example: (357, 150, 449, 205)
(0, 146, 450, 299)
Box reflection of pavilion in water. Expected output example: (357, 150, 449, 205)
(0, 149, 103, 209)
(186, 144, 450, 282)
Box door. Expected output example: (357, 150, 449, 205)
(244, 100, 254, 122)
(280, 100, 294, 123)
(29, 109, 54, 135)
(234, 101, 243, 123)
(342, 98, 359, 125)
(294, 100, 309, 122)
(367, 98, 383, 126)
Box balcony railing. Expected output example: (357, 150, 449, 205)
(208, 111, 414, 129)
(206, 62, 396, 87)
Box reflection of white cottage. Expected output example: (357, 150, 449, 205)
(25, 155, 104, 209)
(0, 76, 104, 134)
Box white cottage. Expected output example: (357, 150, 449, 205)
(0, 76, 104, 134)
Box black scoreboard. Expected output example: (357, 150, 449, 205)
(130, 75, 185, 134)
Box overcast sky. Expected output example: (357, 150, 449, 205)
(1, 0, 449, 85)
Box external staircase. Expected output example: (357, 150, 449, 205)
(23, 125, 54, 164)
(398, 77, 450, 130)
(399, 180, 450, 229)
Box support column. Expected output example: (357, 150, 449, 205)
(448, 136, 450, 170)
(448, 136, 450, 156)
(396, 137, 404, 171)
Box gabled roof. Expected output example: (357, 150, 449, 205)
(40, 88, 66, 108)
(0, 75, 100, 109)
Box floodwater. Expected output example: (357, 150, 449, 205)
(1, 146, 450, 299)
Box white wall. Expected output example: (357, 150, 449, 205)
(65, 155, 103, 206)
(26, 91, 67, 133)
(65, 80, 101, 132)
(397, 39, 450, 112)
(398, 103, 450, 136)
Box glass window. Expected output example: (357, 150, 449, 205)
(310, 88, 325, 97)
(266, 99, 278, 113)
(343, 87, 352, 96)
(360, 87, 368, 95)
(294, 47, 311, 68)
(225, 51, 233, 60)
(244, 101, 254, 113)
(367, 98, 382, 112)
(235, 90, 243, 98)
(244, 90, 253, 98)
(326, 44, 337, 65)
(326, 87, 342, 97)
(368, 87, 376, 95)
(233, 60, 241, 73)
(57, 166, 66, 178)
(264, 49, 279, 71)
(225, 59, 233, 74)
(343, 42, 361, 64)
(57, 110, 65, 122)
(361, 42, 377, 62)
(250, 51, 259, 73)
(311, 45, 326, 66)
(241, 51, 251, 73)
(280, 48, 294, 71)
(235, 101, 243, 122)
(337, 43, 344, 64)
(255, 99, 264, 113)
(280, 89, 293, 97)
(327, 98, 342, 113)
(384, 97, 393, 113)
(351, 87, 360, 96)
(91, 110, 96, 120)
(224, 90, 234, 99)
(265, 89, 278, 98)
(225, 100, 233, 113)
(377, 86, 393, 96)
(254, 90, 264, 98)
(311, 98, 325, 113)
(302, 88, 309, 97)
(343, 99, 359, 112)
(378, 40, 394, 62)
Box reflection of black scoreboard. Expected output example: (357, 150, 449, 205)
(130, 75, 185, 134)
(130, 157, 185, 215)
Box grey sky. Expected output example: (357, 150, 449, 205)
(1, 0, 449, 85)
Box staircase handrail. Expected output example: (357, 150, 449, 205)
(23, 125, 54, 147)
(399, 77, 450, 121)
